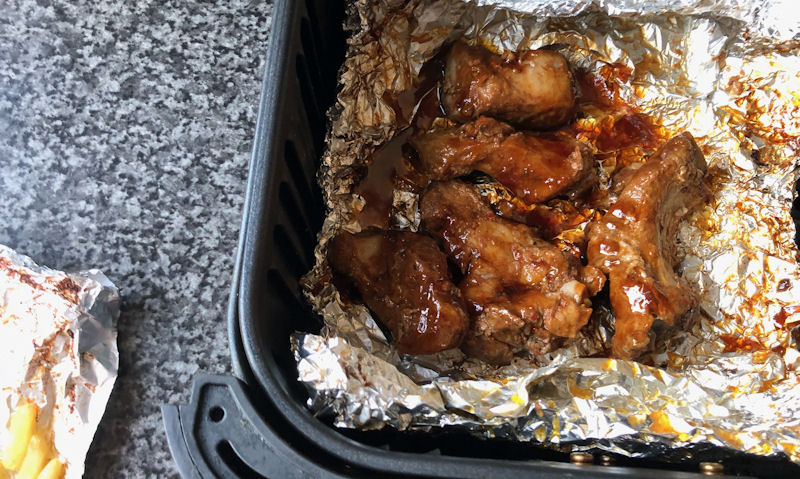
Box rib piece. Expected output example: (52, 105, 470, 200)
(420, 181, 598, 364)
(410, 116, 595, 203)
(442, 42, 576, 129)
(328, 230, 469, 355)
(587, 133, 709, 359)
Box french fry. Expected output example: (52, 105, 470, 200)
(0, 463, 9, 479)
(37, 459, 65, 479)
(18, 433, 50, 479)
(1, 402, 38, 471)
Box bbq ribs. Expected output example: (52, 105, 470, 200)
(328, 38, 710, 366)
(328, 230, 470, 355)
(587, 133, 709, 359)
(410, 116, 595, 203)
(442, 42, 576, 129)
(420, 181, 601, 364)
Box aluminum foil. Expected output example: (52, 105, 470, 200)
(296, 0, 800, 465)
(0, 244, 119, 479)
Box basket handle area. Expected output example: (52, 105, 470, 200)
(161, 375, 347, 479)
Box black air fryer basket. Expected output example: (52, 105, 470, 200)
(162, 1, 800, 477)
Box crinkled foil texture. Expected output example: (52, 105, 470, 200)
(296, 0, 800, 464)
(0, 245, 119, 479)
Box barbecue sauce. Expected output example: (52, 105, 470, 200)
(353, 53, 446, 229)
(572, 64, 664, 168)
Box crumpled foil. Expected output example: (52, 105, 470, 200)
(295, 0, 800, 466)
(0, 245, 119, 478)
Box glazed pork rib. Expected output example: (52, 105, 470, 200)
(420, 180, 601, 365)
(410, 116, 595, 204)
(442, 42, 577, 129)
(587, 132, 709, 359)
(328, 230, 469, 355)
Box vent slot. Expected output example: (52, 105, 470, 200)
(273, 224, 308, 282)
(300, 17, 326, 104)
(216, 440, 268, 479)
(267, 268, 302, 312)
(279, 181, 315, 260)
(295, 54, 324, 154)
(284, 140, 322, 232)
(266, 268, 320, 333)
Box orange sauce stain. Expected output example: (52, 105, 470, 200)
(667, 352, 686, 369)
(649, 410, 676, 435)
(781, 441, 799, 458)
(774, 306, 789, 327)
(774, 305, 800, 329)
(715, 428, 744, 449)
(567, 375, 593, 400)
(720, 333, 767, 353)
(627, 412, 647, 427)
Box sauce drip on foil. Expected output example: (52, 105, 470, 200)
(571, 63, 665, 170)
(353, 54, 445, 229)
(774, 305, 800, 328)
(720, 334, 767, 353)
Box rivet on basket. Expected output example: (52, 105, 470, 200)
(699, 462, 724, 475)
(599, 454, 614, 466)
(569, 452, 594, 464)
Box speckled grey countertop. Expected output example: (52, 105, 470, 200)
(0, 1, 272, 476)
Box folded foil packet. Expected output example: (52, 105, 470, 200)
(296, 0, 800, 466)
(0, 245, 119, 479)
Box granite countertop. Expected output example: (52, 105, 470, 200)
(0, 0, 273, 476)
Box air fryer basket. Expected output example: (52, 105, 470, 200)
(162, 0, 800, 477)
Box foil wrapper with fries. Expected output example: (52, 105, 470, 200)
(0, 245, 119, 479)
(295, 0, 800, 466)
